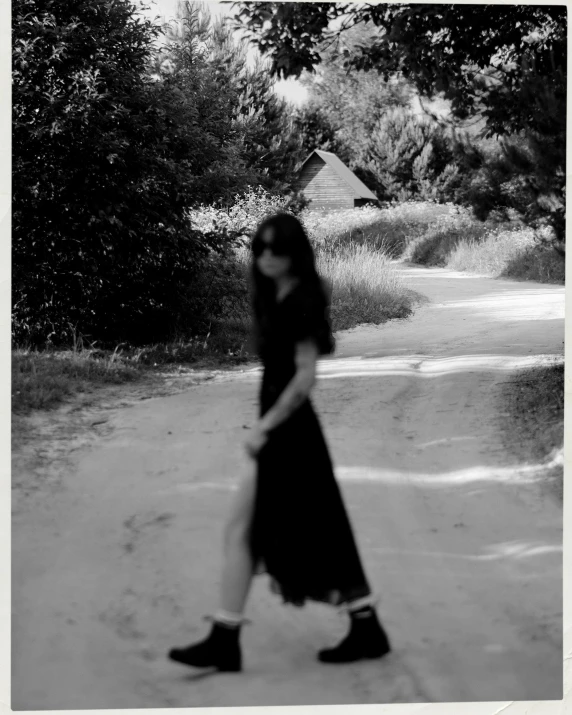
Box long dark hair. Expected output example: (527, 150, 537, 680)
(251, 213, 334, 355)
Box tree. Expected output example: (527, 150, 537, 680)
(235, 3, 566, 250)
(365, 109, 457, 201)
(298, 21, 413, 164)
(12, 0, 242, 344)
(161, 2, 305, 194)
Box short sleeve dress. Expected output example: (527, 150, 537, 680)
(249, 283, 372, 607)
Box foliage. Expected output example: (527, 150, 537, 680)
(293, 105, 341, 159)
(365, 109, 458, 201)
(189, 186, 297, 241)
(12, 348, 140, 414)
(295, 23, 412, 164)
(447, 225, 565, 284)
(12, 0, 306, 346)
(163, 3, 305, 193)
(235, 3, 566, 250)
(12, 0, 235, 345)
(235, 4, 565, 137)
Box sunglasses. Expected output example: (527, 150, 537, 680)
(252, 235, 290, 258)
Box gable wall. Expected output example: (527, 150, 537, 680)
(296, 156, 356, 209)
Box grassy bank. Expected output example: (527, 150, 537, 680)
(499, 361, 564, 500)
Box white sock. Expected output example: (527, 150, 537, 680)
(214, 609, 244, 627)
(345, 595, 377, 614)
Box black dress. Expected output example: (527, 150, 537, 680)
(249, 283, 372, 607)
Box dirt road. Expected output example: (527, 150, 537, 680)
(12, 266, 564, 709)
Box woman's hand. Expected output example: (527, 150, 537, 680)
(245, 424, 268, 459)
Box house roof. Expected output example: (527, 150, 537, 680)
(300, 149, 378, 201)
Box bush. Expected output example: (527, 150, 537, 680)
(428, 220, 565, 284)
(407, 220, 488, 267)
(502, 244, 566, 285)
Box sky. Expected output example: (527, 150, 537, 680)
(138, 0, 309, 105)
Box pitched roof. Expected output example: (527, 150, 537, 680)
(300, 149, 378, 202)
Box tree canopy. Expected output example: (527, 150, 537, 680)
(236, 3, 566, 249)
(235, 3, 565, 136)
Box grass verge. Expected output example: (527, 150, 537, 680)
(12, 349, 142, 415)
(498, 361, 564, 500)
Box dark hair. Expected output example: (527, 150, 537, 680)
(251, 213, 334, 355)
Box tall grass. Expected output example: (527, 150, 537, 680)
(304, 202, 461, 258)
(12, 348, 140, 414)
(317, 243, 414, 329)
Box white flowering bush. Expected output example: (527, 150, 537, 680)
(189, 187, 293, 245)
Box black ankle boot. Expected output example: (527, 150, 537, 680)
(169, 621, 242, 672)
(318, 607, 391, 664)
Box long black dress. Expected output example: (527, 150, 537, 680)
(249, 282, 372, 607)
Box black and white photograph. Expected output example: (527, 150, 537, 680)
(10, 0, 565, 709)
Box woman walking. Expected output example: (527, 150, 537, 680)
(169, 213, 391, 672)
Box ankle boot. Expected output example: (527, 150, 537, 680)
(318, 607, 391, 664)
(169, 621, 242, 672)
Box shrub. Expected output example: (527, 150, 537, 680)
(407, 219, 489, 267)
(502, 244, 566, 285)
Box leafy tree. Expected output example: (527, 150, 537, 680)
(293, 105, 339, 159)
(298, 22, 413, 163)
(13, 0, 305, 345)
(162, 2, 305, 193)
(365, 109, 457, 201)
(235, 3, 564, 136)
(13, 0, 202, 343)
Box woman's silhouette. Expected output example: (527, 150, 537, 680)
(169, 213, 391, 672)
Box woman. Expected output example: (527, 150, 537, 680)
(169, 213, 391, 672)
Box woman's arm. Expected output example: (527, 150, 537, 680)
(259, 339, 318, 434)
(245, 339, 318, 458)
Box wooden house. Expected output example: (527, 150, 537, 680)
(296, 149, 378, 210)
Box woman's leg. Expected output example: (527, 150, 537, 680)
(218, 463, 257, 616)
(168, 464, 257, 672)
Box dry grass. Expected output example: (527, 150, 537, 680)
(303, 203, 460, 258)
(12, 349, 141, 415)
(317, 243, 415, 329)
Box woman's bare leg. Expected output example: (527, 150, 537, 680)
(168, 466, 256, 671)
(218, 463, 257, 616)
